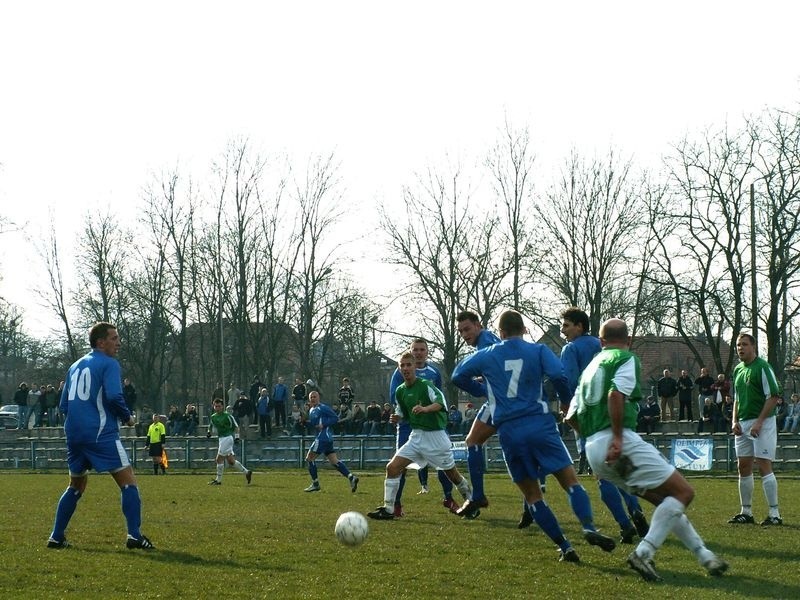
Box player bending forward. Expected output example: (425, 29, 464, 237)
(567, 318, 727, 582)
(368, 352, 473, 520)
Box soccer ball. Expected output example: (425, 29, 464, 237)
(334, 511, 369, 547)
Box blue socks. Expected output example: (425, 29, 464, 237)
(567, 484, 596, 531)
(121, 484, 142, 539)
(530, 500, 570, 552)
(335, 461, 351, 478)
(599, 479, 633, 528)
(50, 487, 81, 541)
(437, 469, 454, 498)
(418, 466, 429, 487)
(468, 445, 485, 501)
(308, 460, 318, 481)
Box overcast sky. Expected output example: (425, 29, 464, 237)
(1, 1, 799, 337)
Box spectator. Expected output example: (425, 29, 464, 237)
(136, 405, 154, 437)
(657, 369, 678, 421)
(363, 400, 382, 435)
(227, 383, 241, 411)
(122, 378, 138, 413)
(694, 367, 715, 422)
(461, 402, 476, 435)
(211, 382, 224, 403)
(272, 376, 288, 430)
(710, 374, 730, 407)
(166, 405, 182, 436)
(336, 403, 352, 434)
(380, 402, 393, 434)
(232, 393, 253, 438)
(350, 403, 366, 435)
(291, 378, 306, 409)
(676, 369, 694, 421)
(782, 393, 800, 433)
(721, 395, 734, 432)
(13, 383, 29, 430)
(183, 404, 199, 436)
(637, 396, 660, 434)
(338, 377, 355, 409)
(698, 396, 721, 433)
(774, 396, 788, 432)
(257, 387, 272, 438)
(447, 405, 463, 434)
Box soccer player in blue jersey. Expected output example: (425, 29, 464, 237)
(560, 307, 649, 544)
(567, 318, 727, 581)
(452, 310, 615, 562)
(388, 338, 457, 516)
(46, 322, 154, 550)
(452, 311, 501, 520)
(368, 352, 473, 520)
(303, 390, 359, 493)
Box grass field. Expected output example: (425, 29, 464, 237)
(3, 469, 800, 599)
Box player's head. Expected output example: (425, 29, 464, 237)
(457, 311, 483, 347)
(308, 390, 321, 406)
(212, 398, 225, 412)
(560, 307, 589, 341)
(399, 352, 416, 383)
(736, 332, 757, 363)
(598, 318, 630, 348)
(90, 322, 120, 357)
(410, 338, 429, 367)
(497, 310, 526, 339)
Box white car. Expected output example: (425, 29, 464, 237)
(0, 404, 34, 429)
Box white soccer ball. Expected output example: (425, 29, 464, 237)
(334, 511, 369, 547)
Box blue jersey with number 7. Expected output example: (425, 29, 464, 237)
(452, 337, 570, 428)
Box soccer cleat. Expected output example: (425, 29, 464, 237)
(442, 498, 460, 514)
(627, 551, 661, 582)
(393, 504, 405, 518)
(631, 510, 650, 537)
(246, 470, 253, 485)
(702, 555, 729, 577)
(518, 509, 533, 529)
(727, 513, 755, 524)
(456, 499, 484, 519)
(367, 506, 395, 520)
(620, 525, 637, 544)
(208, 479, 222, 486)
(126, 535, 155, 550)
(47, 537, 70, 549)
(760, 516, 783, 526)
(304, 482, 320, 492)
(417, 486, 429, 494)
(584, 530, 616, 552)
(350, 476, 359, 493)
(558, 547, 580, 563)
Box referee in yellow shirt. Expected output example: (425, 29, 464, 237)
(145, 413, 167, 475)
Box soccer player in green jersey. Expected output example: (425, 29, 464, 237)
(206, 398, 253, 486)
(727, 332, 784, 526)
(567, 318, 727, 582)
(368, 352, 473, 520)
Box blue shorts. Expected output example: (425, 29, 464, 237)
(396, 422, 411, 449)
(66, 437, 131, 476)
(309, 437, 335, 456)
(498, 414, 572, 482)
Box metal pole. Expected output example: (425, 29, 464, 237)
(750, 182, 758, 345)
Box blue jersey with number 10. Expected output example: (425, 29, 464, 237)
(59, 349, 131, 444)
(452, 337, 570, 429)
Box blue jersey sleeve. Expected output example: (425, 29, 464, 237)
(452, 352, 488, 398)
(389, 368, 403, 405)
(541, 345, 571, 407)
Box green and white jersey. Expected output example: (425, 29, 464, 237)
(732, 356, 782, 420)
(571, 347, 642, 438)
(395, 378, 447, 431)
(209, 411, 237, 437)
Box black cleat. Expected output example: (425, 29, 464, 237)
(559, 547, 580, 562)
(456, 499, 484, 519)
(350, 476, 359, 493)
(627, 551, 661, 582)
(367, 506, 395, 520)
(727, 513, 755, 524)
(760, 516, 783, 526)
(518, 509, 533, 529)
(584, 530, 616, 552)
(620, 525, 637, 544)
(246, 470, 253, 484)
(631, 510, 649, 537)
(47, 537, 70, 549)
(126, 535, 155, 550)
(208, 479, 222, 486)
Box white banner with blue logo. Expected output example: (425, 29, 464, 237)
(670, 438, 714, 471)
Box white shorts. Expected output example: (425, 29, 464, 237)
(396, 429, 456, 471)
(217, 435, 235, 457)
(585, 429, 675, 496)
(734, 415, 777, 461)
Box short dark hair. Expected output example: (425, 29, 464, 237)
(89, 322, 117, 348)
(411, 338, 428, 347)
(560, 307, 590, 333)
(498, 310, 525, 336)
(456, 311, 480, 324)
(737, 332, 756, 345)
